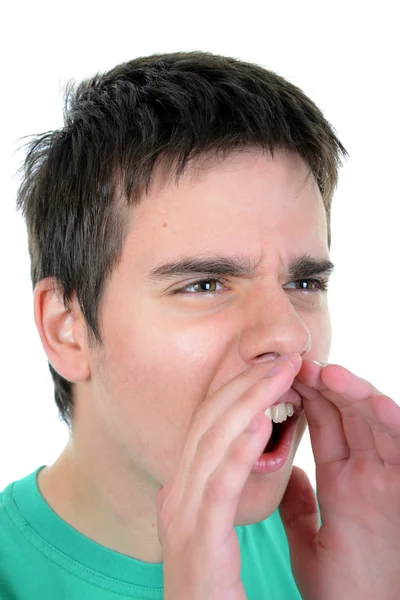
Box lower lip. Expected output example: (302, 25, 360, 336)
(250, 411, 302, 474)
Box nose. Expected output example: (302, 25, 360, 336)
(238, 288, 312, 364)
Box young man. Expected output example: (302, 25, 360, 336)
(1, 51, 399, 600)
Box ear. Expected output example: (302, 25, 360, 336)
(33, 277, 91, 382)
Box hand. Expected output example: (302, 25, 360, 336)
(280, 360, 400, 600)
(156, 353, 302, 600)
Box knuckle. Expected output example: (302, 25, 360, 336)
(204, 444, 249, 505)
(239, 378, 267, 406)
(196, 425, 218, 456)
(204, 471, 231, 504)
(229, 437, 254, 467)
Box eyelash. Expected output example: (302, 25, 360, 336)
(172, 277, 330, 295)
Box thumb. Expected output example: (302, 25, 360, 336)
(279, 466, 320, 571)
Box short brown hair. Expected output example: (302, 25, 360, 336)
(16, 51, 348, 426)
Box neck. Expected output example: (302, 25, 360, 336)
(37, 430, 163, 563)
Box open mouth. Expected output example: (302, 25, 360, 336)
(252, 409, 303, 473)
(263, 421, 287, 453)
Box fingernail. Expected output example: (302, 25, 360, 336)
(312, 360, 327, 367)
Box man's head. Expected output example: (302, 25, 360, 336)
(18, 51, 347, 526)
(17, 51, 346, 427)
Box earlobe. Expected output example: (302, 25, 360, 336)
(33, 278, 90, 382)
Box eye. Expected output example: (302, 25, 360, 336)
(172, 277, 329, 295)
(285, 278, 329, 292)
(172, 278, 225, 294)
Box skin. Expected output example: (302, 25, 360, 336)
(35, 148, 333, 563)
(281, 361, 400, 600)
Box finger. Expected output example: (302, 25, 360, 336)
(198, 414, 272, 544)
(170, 354, 301, 509)
(368, 394, 400, 467)
(294, 364, 400, 464)
(197, 353, 302, 431)
(294, 366, 382, 463)
(296, 360, 381, 398)
(293, 378, 351, 464)
(304, 367, 394, 463)
(173, 361, 296, 538)
(292, 358, 327, 389)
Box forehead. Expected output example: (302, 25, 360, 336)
(123, 149, 328, 266)
(146, 148, 315, 204)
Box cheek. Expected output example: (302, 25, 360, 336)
(93, 315, 231, 479)
(98, 314, 227, 431)
(304, 309, 332, 358)
(107, 317, 221, 385)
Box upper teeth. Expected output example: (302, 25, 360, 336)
(264, 403, 295, 423)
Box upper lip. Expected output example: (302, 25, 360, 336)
(272, 387, 303, 413)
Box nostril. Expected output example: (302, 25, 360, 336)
(256, 352, 280, 363)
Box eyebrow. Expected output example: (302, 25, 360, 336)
(145, 254, 335, 282)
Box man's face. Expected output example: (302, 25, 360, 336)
(83, 149, 332, 524)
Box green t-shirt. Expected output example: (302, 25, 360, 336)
(0, 466, 306, 599)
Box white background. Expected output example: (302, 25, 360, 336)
(0, 1, 399, 493)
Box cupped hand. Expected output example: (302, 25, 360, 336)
(156, 354, 301, 600)
(280, 360, 400, 600)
